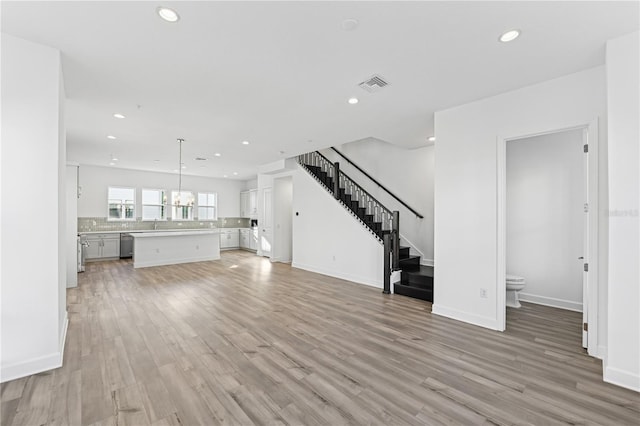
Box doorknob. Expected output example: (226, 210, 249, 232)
(578, 256, 584, 260)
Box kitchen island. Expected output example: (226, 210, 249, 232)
(130, 230, 220, 268)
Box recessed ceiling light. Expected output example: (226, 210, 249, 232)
(173, 169, 179, 172)
(348, 97, 359, 105)
(341, 18, 359, 31)
(242, 141, 250, 145)
(182, 165, 187, 169)
(233, 172, 238, 175)
(107, 135, 116, 140)
(112, 157, 118, 161)
(428, 136, 436, 142)
(499, 29, 520, 43)
(113, 113, 125, 119)
(109, 162, 116, 166)
(223, 174, 228, 178)
(214, 153, 221, 157)
(157, 7, 180, 23)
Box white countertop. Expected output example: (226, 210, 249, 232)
(79, 228, 249, 235)
(130, 230, 220, 238)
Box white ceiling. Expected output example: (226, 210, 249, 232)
(3, 1, 638, 180)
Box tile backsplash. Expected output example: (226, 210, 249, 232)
(77, 217, 250, 232)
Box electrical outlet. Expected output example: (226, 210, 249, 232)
(479, 288, 488, 298)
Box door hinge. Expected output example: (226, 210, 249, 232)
(583, 322, 588, 331)
(584, 144, 589, 153)
(584, 263, 589, 272)
(584, 203, 589, 213)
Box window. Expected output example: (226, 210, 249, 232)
(108, 187, 135, 220)
(171, 190, 194, 220)
(198, 192, 217, 220)
(142, 189, 167, 221)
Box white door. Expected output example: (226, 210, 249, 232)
(582, 129, 589, 348)
(261, 187, 273, 257)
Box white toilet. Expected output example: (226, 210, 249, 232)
(506, 274, 526, 308)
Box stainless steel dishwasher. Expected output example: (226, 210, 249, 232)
(120, 233, 134, 258)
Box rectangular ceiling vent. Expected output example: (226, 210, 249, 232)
(358, 74, 390, 93)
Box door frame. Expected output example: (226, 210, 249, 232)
(496, 119, 599, 357)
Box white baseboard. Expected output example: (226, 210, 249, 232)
(291, 262, 382, 289)
(421, 258, 434, 267)
(518, 293, 583, 312)
(604, 364, 640, 392)
(1, 312, 68, 383)
(432, 304, 503, 331)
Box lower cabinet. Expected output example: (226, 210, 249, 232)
(219, 228, 257, 251)
(250, 228, 258, 251)
(220, 229, 240, 249)
(85, 234, 120, 260)
(240, 229, 250, 249)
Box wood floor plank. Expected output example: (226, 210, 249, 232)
(3, 250, 639, 425)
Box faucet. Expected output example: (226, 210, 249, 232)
(153, 219, 158, 230)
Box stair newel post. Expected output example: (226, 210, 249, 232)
(333, 162, 340, 200)
(383, 231, 391, 294)
(392, 211, 400, 270)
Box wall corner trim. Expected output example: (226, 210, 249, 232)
(0, 312, 68, 383)
(432, 304, 503, 331)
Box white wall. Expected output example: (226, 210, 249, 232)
(273, 176, 293, 263)
(507, 129, 584, 311)
(434, 66, 607, 333)
(242, 178, 258, 191)
(292, 167, 384, 288)
(66, 165, 78, 288)
(1, 34, 67, 382)
(77, 165, 243, 219)
(605, 31, 640, 392)
(322, 140, 435, 263)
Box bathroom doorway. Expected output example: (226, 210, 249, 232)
(497, 121, 599, 356)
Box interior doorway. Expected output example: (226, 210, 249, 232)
(272, 176, 293, 263)
(497, 120, 599, 356)
(505, 128, 585, 342)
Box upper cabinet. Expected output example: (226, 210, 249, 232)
(240, 189, 258, 218)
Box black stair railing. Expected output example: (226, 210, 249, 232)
(298, 151, 400, 294)
(329, 147, 424, 219)
(298, 151, 395, 234)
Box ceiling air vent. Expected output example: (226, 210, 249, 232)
(358, 74, 390, 93)
(195, 157, 208, 161)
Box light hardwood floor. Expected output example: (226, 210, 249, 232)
(2, 250, 638, 425)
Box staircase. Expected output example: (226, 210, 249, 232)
(396, 246, 434, 302)
(298, 151, 434, 303)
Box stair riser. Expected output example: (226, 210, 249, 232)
(394, 283, 433, 302)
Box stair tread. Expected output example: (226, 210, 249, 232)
(403, 265, 434, 277)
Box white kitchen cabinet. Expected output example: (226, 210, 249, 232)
(220, 229, 240, 249)
(240, 191, 250, 218)
(240, 229, 251, 249)
(240, 189, 258, 218)
(249, 189, 258, 217)
(250, 228, 258, 251)
(85, 234, 120, 260)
